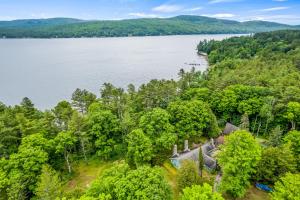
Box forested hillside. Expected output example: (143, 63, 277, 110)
(1, 30, 300, 200)
(0, 15, 299, 38)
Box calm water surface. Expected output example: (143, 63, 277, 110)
(0, 35, 238, 109)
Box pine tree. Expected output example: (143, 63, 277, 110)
(35, 165, 62, 200)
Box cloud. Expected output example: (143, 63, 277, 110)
(128, 13, 159, 18)
(0, 16, 15, 21)
(259, 7, 289, 12)
(184, 7, 203, 12)
(249, 15, 299, 21)
(203, 13, 236, 18)
(273, 0, 288, 2)
(208, 0, 242, 4)
(152, 4, 182, 13)
(240, 14, 300, 25)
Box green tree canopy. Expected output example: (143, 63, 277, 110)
(271, 173, 300, 200)
(35, 165, 62, 200)
(72, 88, 97, 114)
(139, 108, 176, 163)
(83, 163, 172, 200)
(181, 184, 224, 200)
(255, 145, 296, 184)
(115, 166, 172, 200)
(126, 129, 153, 167)
(177, 160, 200, 191)
(88, 110, 120, 159)
(284, 130, 300, 170)
(168, 100, 220, 140)
(218, 130, 261, 198)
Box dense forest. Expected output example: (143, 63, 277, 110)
(1, 30, 300, 200)
(0, 15, 300, 38)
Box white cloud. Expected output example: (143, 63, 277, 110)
(152, 4, 182, 13)
(259, 7, 289, 12)
(30, 13, 53, 19)
(128, 13, 160, 18)
(240, 14, 300, 25)
(208, 0, 242, 4)
(203, 13, 236, 18)
(0, 16, 15, 21)
(273, 0, 288, 2)
(184, 7, 203, 12)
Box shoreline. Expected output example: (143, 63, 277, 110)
(0, 33, 248, 40)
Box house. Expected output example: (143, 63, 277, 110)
(170, 123, 239, 170)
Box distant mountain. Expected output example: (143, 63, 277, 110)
(0, 18, 83, 28)
(0, 15, 298, 38)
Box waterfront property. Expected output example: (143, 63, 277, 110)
(170, 123, 239, 170)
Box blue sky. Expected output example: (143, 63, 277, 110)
(0, 0, 299, 24)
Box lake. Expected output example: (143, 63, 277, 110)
(0, 34, 239, 109)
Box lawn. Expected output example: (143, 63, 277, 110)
(63, 159, 270, 200)
(161, 161, 270, 200)
(63, 158, 114, 194)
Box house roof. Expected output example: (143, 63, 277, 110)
(223, 122, 239, 135)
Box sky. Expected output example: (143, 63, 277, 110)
(0, 0, 299, 25)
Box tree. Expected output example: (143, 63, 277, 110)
(84, 163, 172, 200)
(218, 130, 261, 198)
(100, 83, 126, 119)
(285, 102, 300, 130)
(139, 108, 176, 163)
(53, 101, 73, 130)
(0, 107, 22, 157)
(126, 129, 153, 167)
(20, 97, 37, 119)
(135, 79, 178, 111)
(4, 145, 48, 199)
(284, 130, 300, 170)
(54, 131, 77, 173)
(268, 126, 283, 147)
(181, 88, 210, 102)
(35, 165, 62, 200)
(181, 184, 224, 200)
(255, 145, 296, 184)
(199, 146, 204, 177)
(168, 100, 220, 140)
(71, 88, 97, 114)
(88, 110, 120, 159)
(177, 160, 200, 191)
(239, 113, 250, 131)
(84, 162, 130, 199)
(115, 166, 172, 200)
(69, 111, 90, 161)
(271, 173, 300, 200)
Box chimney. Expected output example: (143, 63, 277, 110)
(172, 145, 179, 157)
(211, 138, 215, 148)
(184, 140, 190, 152)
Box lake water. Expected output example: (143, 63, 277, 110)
(0, 34, 239, 109)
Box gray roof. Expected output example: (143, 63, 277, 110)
(223, 122, 239, 135)
(172, 148, 200, 163)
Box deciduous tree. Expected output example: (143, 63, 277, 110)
(126, 129, 153, 167)
(181, 184, 224, 200)
(271, 173, 300, 200)
(177, 160, 200, 191)
(218, 130, 261, 198)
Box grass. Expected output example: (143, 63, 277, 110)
(63, 158, 114, 193)
(161, 161, 179, 199)
(63, 159, 270, 200)
(242, 186, 271, 200)
(224, 186, 271, 200)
